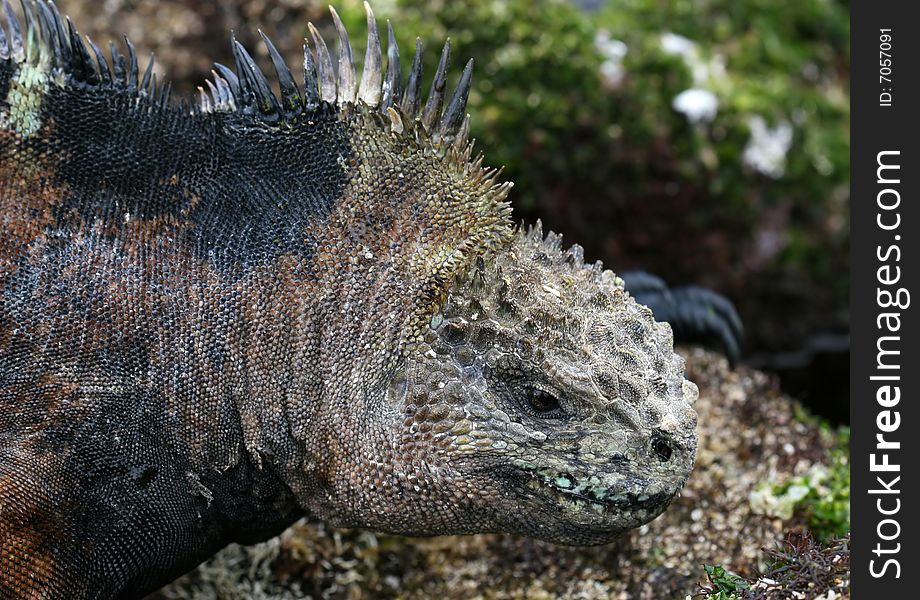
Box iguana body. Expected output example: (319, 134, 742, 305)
(1, 2, 716, 597)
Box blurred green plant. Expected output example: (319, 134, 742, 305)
(699, 564, 749, 600)
(590, 0, 849, 357)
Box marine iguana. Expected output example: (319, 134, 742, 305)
(0, 1, 739, 597)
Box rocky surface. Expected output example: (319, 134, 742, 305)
(148, 348, 846, 600)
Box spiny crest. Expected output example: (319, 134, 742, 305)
(518, 221, 611, 279)
(456, 221, 627, 335)
(1, 1, 474, 146)
(1, 0, 173, 108)
(207, 2, 475, 145)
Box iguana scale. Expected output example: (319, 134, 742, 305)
(0, 2, 720, 597)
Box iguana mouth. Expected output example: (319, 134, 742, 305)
(519, 465, 673, 514)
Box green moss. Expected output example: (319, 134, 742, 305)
(805, 428, 850, 540)
(749, 426, 850, 541)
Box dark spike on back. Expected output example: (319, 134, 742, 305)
(19, 0, 38, 63)
(212, 73, 227, 106)
(124, 36, 138, 89)
(358, 1, 382, 106)
(400, 38, 423, 118)
(45, 1, 71, 64)
(203, 80, 218, 109)
(259, 30, 301, 113)
(231, 37, 279, 115)
(139, 52, 154, 95)
(158, 80, 171, 107)
(302, 39, 319, 107)
(33, 2, 58, 58)
(211, 69, 234, 108)
(66, 17, 97, 84)
(198, 85, 211, 112)
(87, 37, 112, 83)
(4, 0, 23, 62)
(213, 62, 240, 100)
(381, 20, 401, 109)
(439, 58, 473, 137)
(228, 33, 251, 104)
(421, 39, 450, 132)
(329, 6, 356, 104)
(308, 22, 336, 103)
(35, 0, 63, 58)
(109, 41, 126, 85)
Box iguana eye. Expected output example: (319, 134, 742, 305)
(521, 387, 566, 419)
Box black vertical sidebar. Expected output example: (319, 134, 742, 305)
(851, 1, 918, 596)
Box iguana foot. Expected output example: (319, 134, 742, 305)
(621, 271, 743, 366)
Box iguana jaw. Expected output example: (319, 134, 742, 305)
(526, 474, 674, 514)
(501, 435, 694, 544)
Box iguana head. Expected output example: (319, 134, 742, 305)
(365, 225, 698, 545)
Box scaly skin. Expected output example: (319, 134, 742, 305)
(0, 2, 697, 597)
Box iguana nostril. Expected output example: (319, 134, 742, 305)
(652, 435, 673, 462)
